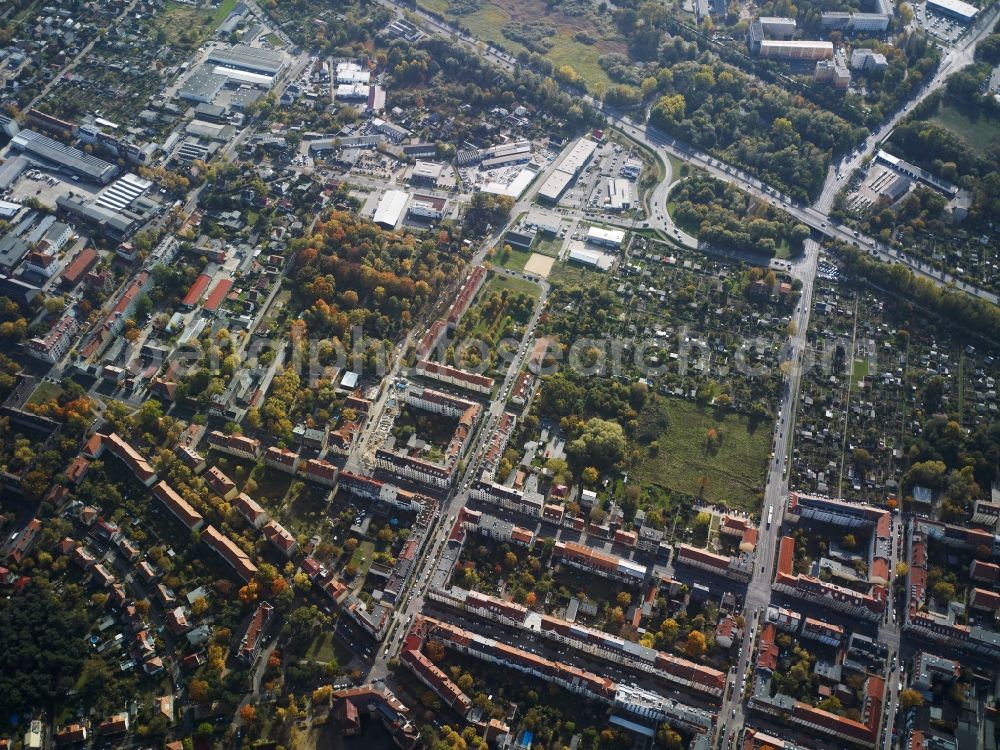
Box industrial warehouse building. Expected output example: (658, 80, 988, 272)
(56, 195, 138, 241)
(537, 138, 597, 203)
(411, 161, 443, 184)
(10, 130, 119, 184)
(587, 226, 626, 249)
(926, 0, 978, 21)
(373, 190, 408, 229)
(206, 44, 285, 76)
(567, 243, 614, 271)
(178, 65, 230, 103)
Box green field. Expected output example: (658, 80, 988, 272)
(482, 273, 542, 300)
(534, 235, 563, 257)
(930, 105, 1000, 156)
(416, 0, 617, 89)
(494, 246, 533, 272)
(351, 540, 376, 583)
(212, 0, 239, 24)
(149, 0, 239, 54)
(26, 381, 63, 406)
(548, 259, 607, 288)
(296, 632, 351, 666)
(852, 358, 869, 382)
(636, 397, 771, 510)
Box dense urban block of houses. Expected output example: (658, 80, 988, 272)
(375, 386, 481, 489)
(428, 585, 727, 698)
(552, 540, 648, 585)
(675, 543, 753, 583)
(331, 684, 418, 749)
(414, 615, 714, 737)
(773, 535, 887, 621)
(470, 478, 544, 517)
(904, 522, 1000, 657)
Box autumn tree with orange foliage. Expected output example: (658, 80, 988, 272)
(289, 210, 466, 358)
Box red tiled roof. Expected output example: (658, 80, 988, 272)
(234, 492, 267, 525)
(61, 247, 98, 286)
(401, 649, 471, 713)
(301, 458, 338, 481)
(201, 525, 257, 582)
(263, 520, 297, 554)
(65, 455, 90, 484)
(757, 623, 778, 671)
(776, 535, 795, 576)
(239, 601, 273, 659)
(151, 481, 204, 530)
(104, 433, 157, 482)
(182, 273, 212, 307)
(205, 466, 237, 497)
(970, 587, 1000, 611)
(970, 559, 1000, 583)
(203, 278, 234, 312)
(677, 543, 732, 570)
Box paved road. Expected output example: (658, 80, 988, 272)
(363, 266, 552, 680)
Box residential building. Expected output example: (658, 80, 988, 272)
(756, 40, 834, 60)
(207, 430, 261, 460)
(27, 311, 79, 363)
(766, 605, 803, 632)
(234, 492, 268, 528)
(850, 48, 889, 72)
(470, 479, 544, 517)
(759, 16, 797, 35)
(912, 651, 960, 690)
(201, 525, 257, 582)
(205, 466, 238, 500)
(414, 360, 493, 395)
(300, 458, 339, 487)
(676, 544, 753, 582)
(462, 509, 535, 548)
(263, 520, 297, 557)
(238, 601, 273, 663)
(553, 541, 647, 585)
(800, 617, 844, 646)
(814, 59, 851, 89)
(151, 481, 205, 531)
(774, 536, 886, 621)
(400, 648, 472, 716)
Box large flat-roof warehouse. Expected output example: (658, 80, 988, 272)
(10, 130, 119, 184)
(178, 65, 229, 103)
(926, 0, 978, 21)
(373, 189, 408, 229)
(537, 138, 597, 204)
(207, 44, 285, 76)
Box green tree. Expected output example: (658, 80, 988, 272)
(899, 689, 925, 709)
(567, 418, 626, 469)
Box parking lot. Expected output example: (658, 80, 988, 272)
(912, 2, 969, 44)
